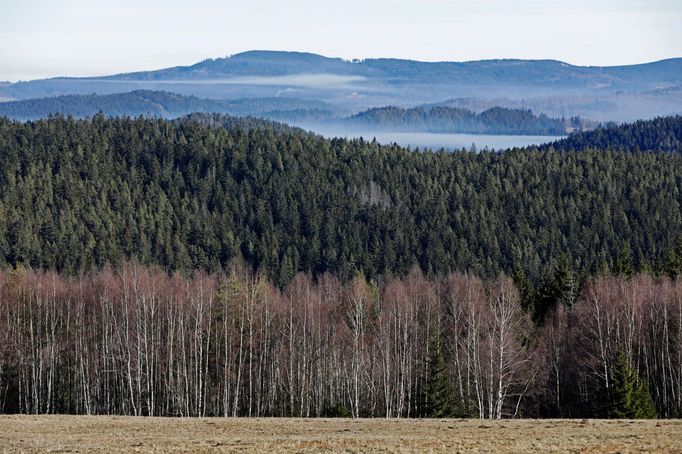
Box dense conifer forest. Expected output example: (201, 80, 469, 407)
(0, 114, 680, 284)
(544, 115, 682, 152)
(0, 113, 681, 418)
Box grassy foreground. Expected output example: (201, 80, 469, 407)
(0, 416, 681, 453)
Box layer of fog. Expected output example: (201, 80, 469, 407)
(309, 128, 564, 151)
(94, 74, 367, 89)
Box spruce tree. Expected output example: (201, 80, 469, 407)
(512, 263, 536, 315)
(426, 328, 451, 418)
(605, 353, 656, 419)
(614, 245, 634, 278)
(533, 258, 582, 322)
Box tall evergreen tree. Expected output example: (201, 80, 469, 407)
(512, 263, 536, 315)
(614, 245, 634, 278)
(425, 327, 452, 418)
(604, 353, 656, 419)
(533, 257, 583, 322)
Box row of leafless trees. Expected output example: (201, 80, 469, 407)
(0, 263, 680, 418)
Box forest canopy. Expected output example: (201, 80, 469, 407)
(0, 114, 680, 287)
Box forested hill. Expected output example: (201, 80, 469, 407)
(0, 90, 232, 120)
(543, 115, 682, 152)
(0, 91, 570, 135)
(0, 114, 680, 286)
(345, 106, 567, 135)
(0, 90, 335, 123)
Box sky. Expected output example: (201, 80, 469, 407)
(1, 0, 681, 82)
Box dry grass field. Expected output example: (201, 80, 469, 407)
(0, 416, 681, 453)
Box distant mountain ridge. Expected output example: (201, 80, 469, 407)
(2, 51, 682, 124)
(101, 51, 682, 88)
(2, 51, 681, 123)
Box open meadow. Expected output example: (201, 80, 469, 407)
(1, 416, 681, 453)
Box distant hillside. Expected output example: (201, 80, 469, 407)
(543, 116, 682, 152)
(0, 90, 335, 122)
(432, 87, 682, 123)
(5, 90, 681, 142)
(344, 106, 568, 135)
(0, 91, 574, 135)
(2, 51, 682, 121)
(0, 91, 226, 120)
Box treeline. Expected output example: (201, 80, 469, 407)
(545, 115, 682, 153)
(0, 264, 678, 418)
(178, 112, 307, 135)
(345, 106, 566, 135)
(0, 115, 681, 286)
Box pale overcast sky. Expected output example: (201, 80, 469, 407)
(1, 0, 681, 81)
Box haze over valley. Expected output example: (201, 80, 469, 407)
(3, 51, 681, 148)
